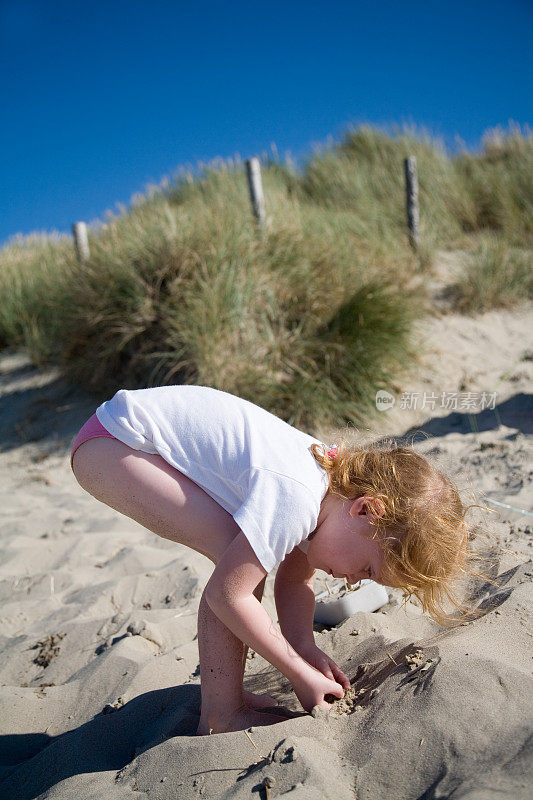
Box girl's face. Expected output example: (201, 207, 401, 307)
(307, 494, 387, 584)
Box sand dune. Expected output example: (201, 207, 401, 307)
(0, 300, 532, 799)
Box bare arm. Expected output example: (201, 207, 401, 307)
(275, 546, 316, 651)
(205, 532, 315, 685)
(275, 547, 351, 692)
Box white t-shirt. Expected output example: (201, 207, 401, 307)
(95, 386, 329, 572)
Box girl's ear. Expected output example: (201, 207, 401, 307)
(349, 495, 384, 518)
(348, 496, 386, 519)
(348, 496, 366, 517)
(365, 496, 386, 520)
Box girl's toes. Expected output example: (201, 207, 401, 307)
(243, 690, 278, 709)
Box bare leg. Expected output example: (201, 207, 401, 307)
(71, 437, 244, 563)
(196, 585, 246, 732)
(196, 580, 293, 735)
(196, 575, 278, 733)
(71, 439, 283, 733)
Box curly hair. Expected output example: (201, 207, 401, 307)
(310, 437, 490, 625)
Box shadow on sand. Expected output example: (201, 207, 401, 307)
(0, 684, 201, 799)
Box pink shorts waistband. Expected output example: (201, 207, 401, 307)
(71, 412, 117, 468)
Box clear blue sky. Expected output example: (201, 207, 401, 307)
(1, 0, 531, 247)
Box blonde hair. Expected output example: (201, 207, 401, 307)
(310, 437, 490, 625)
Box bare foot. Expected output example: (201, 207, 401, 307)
(243, 689, 278, 709)
(197, 704, 291, 735)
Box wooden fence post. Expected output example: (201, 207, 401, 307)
(72, 221, 90, 263)
(245, 157, 266, 227)
(404, 156, 419, 250)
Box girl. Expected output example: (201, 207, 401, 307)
(71, 384, 473, 735)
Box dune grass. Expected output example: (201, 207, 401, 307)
(0, 233, 73, 365)
(452, 234, 533, 315)
(0, 123, 531, 431)
(453, 124, 533, 242)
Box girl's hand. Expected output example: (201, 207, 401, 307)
(296, 643, 351, 692)
(290, 664, 346, 713)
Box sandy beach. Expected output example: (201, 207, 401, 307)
(1, 297, 532, 799)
